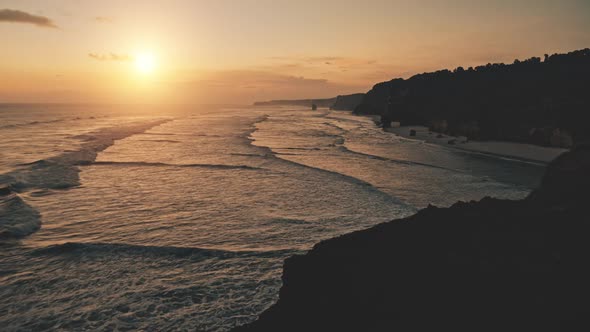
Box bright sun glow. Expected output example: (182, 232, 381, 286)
(135, 52, 156, 74)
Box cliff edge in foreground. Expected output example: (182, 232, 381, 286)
(233, 146, 589, 331)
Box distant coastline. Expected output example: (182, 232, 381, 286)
(254, 48, 590, 157)
(253, 93, 364, 111)
(253, 97, 337, 108)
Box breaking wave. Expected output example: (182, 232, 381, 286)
(0, 186, 41, 239)
(1, 119, 170, 192)
(338, 145, 464, 173)
(91, 161, 264, 171)
(0, 118, 66, 130)
(0, 119, 171, 239)
(32, 242, 297, 259)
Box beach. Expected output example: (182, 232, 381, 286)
(384, 125, 567, 164)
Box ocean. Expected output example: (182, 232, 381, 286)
(0, 104, 544, 331)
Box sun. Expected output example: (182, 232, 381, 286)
(134, 52, 156, 74)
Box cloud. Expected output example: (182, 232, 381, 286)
(88, 53, 133, 61)
(260, 55, 396, 86)
(304, 56, 343, 63)
(169, 69, 369, 104)
(0, 9, 57, 28)
(94, 16, 114, 23)
(187, 70, 331, 89)
(269, 56, 376, 66)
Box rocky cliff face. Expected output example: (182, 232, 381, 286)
(330, 93, 365, 111)
(353, 78, 404, 115)
(232, 146, 589, 332)
(353, 49, 590, 147)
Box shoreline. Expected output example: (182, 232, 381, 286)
(384, 124, 567, 164)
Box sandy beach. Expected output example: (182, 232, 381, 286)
(384, 125, 567, 164)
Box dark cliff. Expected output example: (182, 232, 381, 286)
(354, 48, 590, 147)
(330, 93, 365, 111)
(233, 146, 590, 332)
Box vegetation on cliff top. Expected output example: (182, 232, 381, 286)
(355, 48, 590, 147)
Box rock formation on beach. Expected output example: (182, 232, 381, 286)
(354, 48, 590, 148)
(233, 146, 590, 331)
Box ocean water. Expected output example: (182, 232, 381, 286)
(0, 104, 545, 331)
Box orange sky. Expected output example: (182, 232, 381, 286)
(1, 0, 589, 104)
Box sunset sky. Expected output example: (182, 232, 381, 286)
(1, 0, 589, 104)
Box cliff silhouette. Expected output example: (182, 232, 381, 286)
(354, 48, 590, 148)
(232, 145, 590, 332)
(330, 93, 365, 111)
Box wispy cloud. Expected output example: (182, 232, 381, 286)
(94, 16, 114, 23)
(269, 56, 377, 66)
(169, 69, 368, 103)
(265, 55, 385, 76)
(0, 9, 57, 28)
(88, 53, 133, 61)
(260, 55, 396, 84)
(185, 70, 331, 89)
